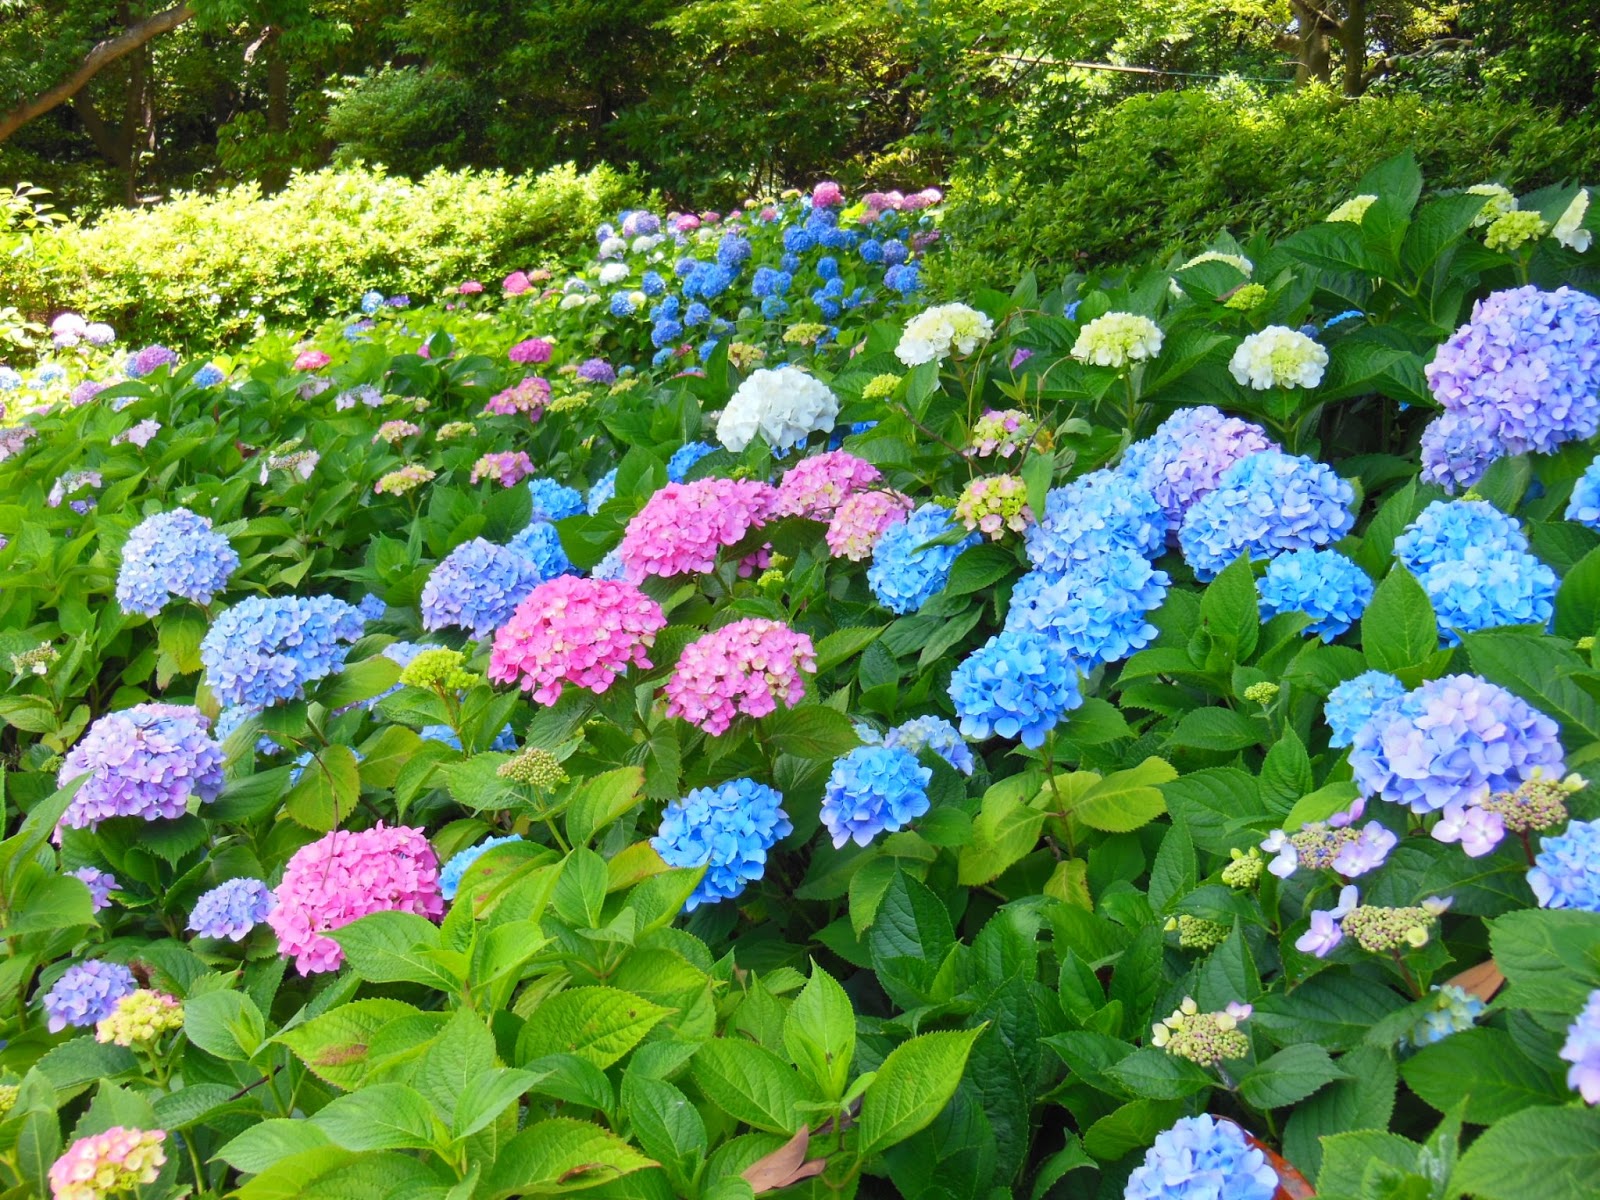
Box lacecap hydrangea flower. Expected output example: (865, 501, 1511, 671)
(489, 575, 666, 704)
(619, 478, 776, 579)
(1026, 469, 1165, 575)
(1178, 450, 1355, 580)
(717, 366, 839, 453)
(1560, 988, 1600, 1103)
(526, 477, 586, 522)
(49, 1127, 167, 1200)
(1256, 548, 1373, 640)
(826, 490, 913, 561)
(821, 745, 932, 848)
(268, 823, 443, 974)
(201, 595, 365, 709)
(1124, 1115, 1277, 1200)
(1005, 548, 1170, 667)
(188, 877, 274, 940)
(1228, 325, 1329, 389)
(868, 504, 979, 614)
(42, 959, 136, 1032)
(1120, 406, 1276, 532)
(653, 779, 793, 909)
(58, 704, 225, 830)
(773, 451, 880, 519)
(116, 507, 239, 617)
(664, 618, 817, 735)
(1350, 674, 1565, 814)
(439, 834, 523, 901)
(894, 302, 996, 366)
(1071, 312, 1163, 368)
(1529, 818, 1600, 911)
(420, 538, 545, 640)
(1324, 670, 1406, 748)
(949, 629, 1083, 748)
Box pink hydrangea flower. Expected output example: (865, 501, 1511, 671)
(293, 349, 331, 371)
(50, 1127, 166, 1200)
(812, 181, 845, 209)
(488, 576, 667, 705)
(373, 419, 420, 444)
(471, 451, 535, 486)
(503, 271, 532, 295)
(673, 214, 701, 233)
(268, 824, 442, 974)
(484, 376, 550, 420)
(459, 280, 483, 294)
(663, 618, 817, 735)
(618, 478, 777, 579)
(773, 451, 881, 519)
(509, 338, 554, 365)
(826, 490, 913, 560)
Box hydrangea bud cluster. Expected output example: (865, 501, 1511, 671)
(1178, 450, 1355, 580)
(58, 704, 225, 830)
(42, 960, 137, 1032)
(497, 746, 569, 788)
(949, 629, 1083, 748)
(664, 619, 816, 735)
(10, 640, 56, 680)
(868, 504, 979, 613)
(420, 538, 544, 640)
(489, 576, 666, 704)
(1342, 898, 1450, 954)
(1325, 670, 1407, 748)
(894, 302, 996, 366)
(619, 478, 776, 579)
(967, 409, 1041, 458)
(1261, 811, 1395, 879)
(1529, 818, 1600, 911)
(1256, 548, 1373, 640)
(471, 450, 536, 487)
(375, 464, 435, 495)
(717, 366, 839, 453)
(773, 451, 880, 519)
(1222, 849, 1264, 889)
(116, 508, 239, 617)
(1477, 770, 1584, 833)
(188, 877, 274, 940)
(1071, 312, 1163, 368)
(95, 989, 183, 1046)
(653, 779, 793, 910)
(1124, 1115, 1277, 1200)
(820, 745, 932, 848)
(955, 475, 1031, 539)
(1166, 915, 1231, 951)
(1151, 998, 1252, 1066)
(1560, 988, 1600, 1103)
(437, 420, 476, 441)
(861, 373, 900, 402)
(268, 823, 443, 974)
(1228, 325, 1329, 389)
(49, 1127, 167, 1200)
(201, 595, 365, 708)
(1484, 209, 1548, 252)
(484, 376, 550, 419)
(826, 489, 913, 561)
(1403, 985, 1485, 1049)
(439, 834, 524, 901)
(399, 647, 480, 692)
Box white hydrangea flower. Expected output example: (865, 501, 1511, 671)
(1228, 326, 1329, 390)
(1169, 251, 1253, 297)
(559, 294, 588, 310)
(1467, 183, 1517, 228)
(597, 262, 630, 286)
(632, 234, 666, 254)
(717, 366, 840, 453)
(895, 303, 996, 367)
(1326, 194, 1378, 223)
(598, 236, 628, 259)
(1553, 189, 1593, 253)
(1070, 313, 1164, 369)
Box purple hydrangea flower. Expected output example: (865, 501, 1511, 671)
(652, 780, 791, 909)
(1529, 818, 1600, 911)
(70, 866, 118, 913)
(420, 538, 545, 640)
(188, 877, 274, 940)
(200, 595, 365, 709)
(1178, 450, 1355, 580)
(1025, 470, 1165, 575)
(41, 960, 136, 1032)
(1256, 548, 1373, 640)
(949, 629, 1083, 748)
(820, 745, 932, 848)
(1120, 406, 1277, 531)
(58, 704, 225, 830)
(576, 358, 616, 384)
(1124, 1114, 1278, 1200)
(1560, 988, 1600, 1103)
(116, 508, 239, 617)
(125, 344, 179, 378)
(1420, 408, 1504, 493)
(1331, 822, 1399, 876)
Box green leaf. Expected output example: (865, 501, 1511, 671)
(1259, 729, 1314, 811)
(1023, 451, 1055, 523)
(1146, 822, 1195, 913)
(316, 655, 403, 713)
(942, 542, 1019, 597)
(1449, 1106, 1600, 1200)
(415, 1006, 498, 1122)
(451, 1069, 542, 1141)
(312, 1083, 438, 1151)
(813, 625, 884, 673)
(1238, 1043, 1347, 1109)
(1200, 553, 1260, 664)
(1490, 908, 1600, 1012)
(216, 1120, 334, 1173)
(1361, 568, 1439, 675)
(1555, 545, 1600, 640)
(1401, 1027, 1567, 1124)
(565, 766, 645, 848)
(1083, 1099, 1184, 1161)
(275, 999, 418, 1090)
(691, 1038, 811, 1134)
(329, 910, 458, 989)
(283, 743, 363, 832)
(1, 872, 93, 937)
(1168, 708, 1262, 752)
(516, 987, 670, 1070)
(759, 705, 861, 760)
(783, 961, 855, 1099)
(857, 1028, 984, 1157)
(183, 989, 266, 1062)
(1282, 1046, 1397, 1181)
(1465, 632, 1600, 742)
(619, 1075, 705, 1194)
(480, 1117, 657, 1199)
(1104, 1047, 1214, 1100)
(958, 787, 1046, 885)
(1064, 757, 1176, 832)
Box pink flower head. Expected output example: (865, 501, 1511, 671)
(293, 349, 331, 372)
(459, 279, 484, 294)
(503, 271, 532, 295)
(488, 575, 667, 705)
(471, 450, 535, 487)
(863, 192, 892, 212)
(508, 338, 553, 365)
(826, 490, 913, 561)
(911, 230, 942, 253)
(529, 269, 553, 284)
(773, 451, 881, 519)
(618, 478, 777, 579)
(268, 823, 442, 974)
(373, 419, 420, 444)
(663, 618, 817, 735)
(760, 206, 779, 222)
(484, 375, 550, 420)
(904, 188, 943, 210)
(50, 1127, 167, 1200)
(673, 214, 701, 233)
(700, 211, 722, 224)
(812, 181, 845, 209)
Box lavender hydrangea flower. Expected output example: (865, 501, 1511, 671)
(1178, 450, 1354, 580)
(1420, 409, 1505, 493)
(1025, 470, 1165, 575)
(1005, 549, 1170, 666)
(1529, 818, 1600, 911)
(116, 508, 239, 617)
(652, 780, 792, 909)
(70, 866, 118, 913)
(820, 745, 932, 848)
(188, 878, 274, 940)
(1566, 452, 1600, 530)
(868, 504, 979, 614)
(1120, 406, 1276, 531)
(506, 521, 576, 582)
(1394, 500, 1529, 575)
(576, 358, 616, 384)
(420, 538, 544, 640)
(1560, 988, 1600, 1103)
(58, 704, 225, 830)
(1325, 671, 1406, 748)
(882, 715, 975, 775)
(439, 835, 524, 902)
(125, 344, 179, 378)
(1350, 674, 1565, 814)
(526, 477, 586, 523)
(949, 629, 1083, 748)
(1256, 548, 1373, 640)
(200, 595, 365, 709)
(41, 960, 136, 1032)
(1124, 1115, 1277, 1200)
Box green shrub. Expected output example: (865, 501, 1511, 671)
(936, 87, 1600, 292)
(2, 162, 643, 346)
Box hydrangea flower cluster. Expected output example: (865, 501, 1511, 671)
(439, 834, 523, 901)
(484, 376, 550, 419)
(58, 704, 225, 830)
(1071, 312, 1163, 368)
(375, 464, 435, 495)
(619, 478, 776, 579)
(667, 440, 717, 482)
(1005, 548, 1170, 667)
(868, 504, 979, 613)
(1178, 450, 1355, 580)
(489, 576, 666, 704)
(1560, 988, 1600, 1103)
(508, 337, 553, 364)
(42, 960, 136, 1031)
(374, 419, 421, 444)
(1419, 408, 1506, 492)
(506, 520, 576, 581)
(1476, 769, 1584, 834)
(826, 490, 913, 561)
(717, 366, 839, 453)
(664, 619, 817, 735)
(71, 866, 117, 912)
(1350, 674, 1564, 814)
(968, 409, 1040, 458)
(955, 475, 1031, 539)
(949, 629, 1083, 747)
(894, 302, 996, 366)
(1395, 500, 1528, 572)
(1150, 998, 1252, 1067)
(879, 714, 975, 775)
(49, 1127, 167, 1200)
(1418, 550, 1556, 642)
(1567, 452, 1600, 530)
(471, 450, 536, 487)
(420, 538, 544, 640)
(1120, 406, 1276, 532)
(1026, 470, 1165, 574)
(95, 989, 183, 1046)
(773, 451, 880, 519)
(116, 507, 239, 617)
(1296, 886, 1451, 956)
(1256, 548, 1374, 640)
(1124, 1116, 1277, 1200)
(1529, 818, 1600, 911)
(1404, 985, 1486, 1049)
(188, 877, 274, 940)
(125, 344, 178, 377)
(652, 779, 793, 909)
(201, 595, 365, 708)
(820, 745, 932, 848)
(268, 823, 443, 974)
(1228, 325, 1329, 389)
(1324, 670, 1406, 747)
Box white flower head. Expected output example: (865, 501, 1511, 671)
(1467, 183, 1517, 228)
(894, 303, 996, 367)
(1327, 194, 1378, 223)
(1553, 189, 1593, 253)
(1229, 325, 1328, 390)
(717, 366, 840, 454)
(1070, 312, 1163, 369)
(598, 236, 627, 259)
(597, 262, 630, 287)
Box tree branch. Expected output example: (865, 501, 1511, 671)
(0, 3, 194, 144)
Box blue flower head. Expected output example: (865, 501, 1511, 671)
(641, 271, 666, 297)
(189, 878, 273, 941)
(883, 715, 975, 775)
(884, 263, 922, 294)
(685, 302, 712, 327)
(116, 507, 239, 617)
(1324, 670, 1406, 748)
(821, 746, 931, 848)
(761, 297, 790, 320)
(1403, 985, 1485, 1049)
(653, 294, 681, 321)
(526, 477, 586, 523)
(652, 319, 684, 348)
(193, 363, 225, 388)
(507, 521, 576, 581)
(1257, 548, 1374, 641)
(868, 504, 979, 614)
(1420, 409, 1503, 493)
(1026, 470, 1165, 577)
(1530, 818, 1600, 912)
(1178, 449, 1355, 580)
(1125, 1115, 1277, 1200)
(652, 779, 792, 910)
(1567, 452, 1600, 530)
(881, 239, 909, 267)
(1419, 549, 1555, 643)
(783, 227, 817, 254)
(1005, 549, 1170, 667)
(360, 290, 386, 314)
(419, 539, 543, 640)
(859, 239, 884, 264)
(42, 960, 137, 1033)
(357, 593, 387, 622)
(1394, 500, 1528, 575)
(201, 595, 365, 709)
(609, 293, 636, 317)
(668, 441, 717, 482)
(440, 834, 524, 901)
(949, 629, 1083, 748)
(587, 468, 618, 515)
(816, 256, 840, 280)
(717, 233, 752, 269)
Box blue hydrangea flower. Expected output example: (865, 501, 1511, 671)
(1351, 673, 1565, 814)
(883, 715, 975, 775)
(1257, 548, 1374, 641)
(1403, 985, 1485, 1049)
(1420, 409, 1505, 493)
(588, 468, 619, 515)
(360, 290, 386, 314)
(1119, 406, 1276, 531)
(867, 504, 979, 614)
(41, 960, 136, 1033)
(652, 319, 684, 348)
(684, 302, 712, 327)
(761, 296, 789, 320)
(188, 878, 273, 941)
(193, 363, 225, 388)
(202, 595, 365, 708)
(1178, 449, 1355, 580)
(0, 366, 23, 390)
(1325, 670, 1406, 748)
(116, 507, 240, 617)
(820, 746, 931, 848)
(653, 295, 681, 321)
(1394, 500, 1529, 574)
(420, 724, 517, 752)
(717, 233, 752, 268)
(592, 547, 631, 581)
(816, 256, 839, 280)
(420, 539, 543, 640)
(884, 263, 922, 294)
(1567, 453, 1600, 530)
(1563, 988, 1600, 1103)
(609, 293, 636, 317)
(1419, 549, 1555, 643)
(1530, 818, 1600, 911)
(1025, 470, 1164, 575)
(652, 779, 792, 909)
(357, 593, 386, 622)
(859, 239, 884, 264)
(882, 240, 909, 267)
(526, 477, 585, 523)
(71, 866, 118, 913)
(440, 834, 524, 901)
(783, 226, 817, 254)
(641, 271, 666, 296)
(698, 338, 720, 362)
(652, 346, 676, 368)
(949, 629, 1083, 748)
(1125, 1115, 1277, 1200)
(506, 521, 576, 581)
(1005, 549, 1170, 666)
(668, 441, 717, 482)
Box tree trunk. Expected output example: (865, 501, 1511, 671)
(1340, 0, 1368, 96)
(1289, 0, 1335, 87)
